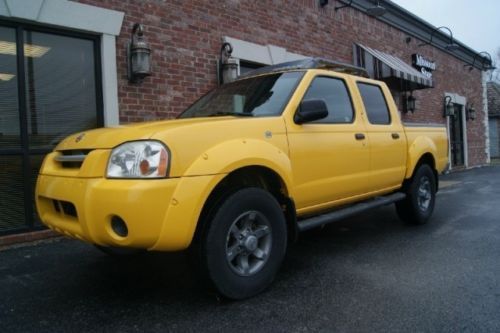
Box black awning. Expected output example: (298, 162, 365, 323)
(357, 44, 433, 91)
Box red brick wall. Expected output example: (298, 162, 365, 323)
(78, 0, 487, 166)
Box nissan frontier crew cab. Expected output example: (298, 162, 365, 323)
(36, 58, 448, 299)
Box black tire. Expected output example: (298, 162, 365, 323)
(94, 245, 145, 257)
(197, 187, 287, 300)
(396, 164, 436, 225)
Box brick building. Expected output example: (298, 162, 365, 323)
(0, 0, 493, 237)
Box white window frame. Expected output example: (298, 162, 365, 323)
(445, 92, 468, 168)
(0, 0, 124, 126)
(222, 36, 307, 75)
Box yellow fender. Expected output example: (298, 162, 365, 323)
(405, 135, 437, 179)
(183, 138, 294, 196)
(151, 139, 294, 251)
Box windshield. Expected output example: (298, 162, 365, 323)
(178, 71, 304, 119)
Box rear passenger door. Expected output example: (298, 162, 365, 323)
(286, 74, 370, 211)
(356, 81, 407, 191)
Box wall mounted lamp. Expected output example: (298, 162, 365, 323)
(334, 0, 353, 12)
(443, 96, 454, 117)
(127, 23, 152, 83)
(464, 51, 496, 71)
(218, 42, 238, 85)
(319, 0, 329, 7)
(333, 0, 385, 17)
(466, 103, 476, 121)
(366, 0, 386, 17)
(418, 26, 459, 51)
(403, 91, 416, 113)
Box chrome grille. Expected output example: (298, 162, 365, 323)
(55, 150, 92, 168)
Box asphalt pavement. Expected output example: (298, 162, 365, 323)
(1, 166, 499, 332)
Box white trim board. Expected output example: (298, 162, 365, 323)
(223, 36, 307, 66)
(482, 71, 490, 163)
(0, 0, 124, 126)
(445, 92, 468, 168)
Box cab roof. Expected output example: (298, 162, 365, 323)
(240, 58, 369, 79)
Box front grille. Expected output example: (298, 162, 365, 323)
(55, 150, 92, 168)
(52, 199, 78, 218)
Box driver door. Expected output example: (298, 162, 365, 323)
(286, 73, 371, 214)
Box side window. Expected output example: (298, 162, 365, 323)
(302, 76, 354, 124)
(357, 83, 391, 125)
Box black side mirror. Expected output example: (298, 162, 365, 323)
(294, 99, 329, 124)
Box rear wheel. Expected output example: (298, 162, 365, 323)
(396, 164, 436, 225)
(197, 187, 287, 300)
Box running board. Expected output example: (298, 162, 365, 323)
(297, 192, 406, 232)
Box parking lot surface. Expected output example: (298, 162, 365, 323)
(1, 166, 499, 332)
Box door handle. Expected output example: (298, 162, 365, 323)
(355, 133, 365, 140)
(391, 133, 400, 139)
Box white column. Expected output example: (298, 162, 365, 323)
(101, 34, 120, 126)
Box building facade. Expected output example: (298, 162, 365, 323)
(0, 0, 493, 236)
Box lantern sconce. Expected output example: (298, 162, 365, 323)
(218, 42, 238, 85)
(127, 23, 152, 83)
(418, 26, 459, 51)
(403, 91, 416, 113)
(334, 0, 353, 12)
(443, 95, 455, 117)
(466, 102, 476, 121)
(366, 1, 386, 17)
(464, 51, 496, 71)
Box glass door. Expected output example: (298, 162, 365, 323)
(450, 104, 465, 167)
(0, 24, 103, 235)
(0, 26, 26, 232)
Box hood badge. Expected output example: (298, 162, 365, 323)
(75, 133, 85, 143)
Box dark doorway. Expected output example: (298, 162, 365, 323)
(0, 23, 103, 235)
(450, 104, 465, 167)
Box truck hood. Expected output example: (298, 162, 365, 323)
(55, 117, 231, 150)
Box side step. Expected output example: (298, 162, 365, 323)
(297, 192, 406, 232)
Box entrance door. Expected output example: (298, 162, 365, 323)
(450, 104, 465, 167)
(489, 118, 499, 158)
(0, 24, 102, 235)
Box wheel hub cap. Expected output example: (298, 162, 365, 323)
(225, 211, 272, 277)
(244, 235, 258, 252)
(417, 176, 432, 211)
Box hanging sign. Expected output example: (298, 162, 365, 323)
(412, 54, 436, 79)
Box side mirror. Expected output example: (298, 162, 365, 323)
(294, 99, 329, 124)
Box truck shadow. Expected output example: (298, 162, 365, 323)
(63, 205, 432, 304)
(3, 200, 454, 332)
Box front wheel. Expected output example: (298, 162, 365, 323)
(396, 164, 436, 225)
(198, 187, 287, 300)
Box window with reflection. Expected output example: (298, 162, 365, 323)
(0, 26, 20, 149)
(0, 24, 101, 233)
(24, 31, 99, 149)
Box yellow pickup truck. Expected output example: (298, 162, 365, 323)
(36, 58, 448, 299)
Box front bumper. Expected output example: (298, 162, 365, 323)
(36, 173, 225, 251)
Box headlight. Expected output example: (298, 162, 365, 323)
(107, 141, 170, 178)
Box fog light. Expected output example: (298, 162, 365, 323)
(111, 216, 128, 237)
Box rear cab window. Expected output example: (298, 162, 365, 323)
(356, 82, 391, 125)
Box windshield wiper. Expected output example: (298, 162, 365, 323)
(207, 112, 253, 117)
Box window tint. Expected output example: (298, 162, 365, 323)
(302, 76, 354, 123)
(24, 30, 99, 149)
(179, 72, 304, 118)
(357, 83, 391, 125)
